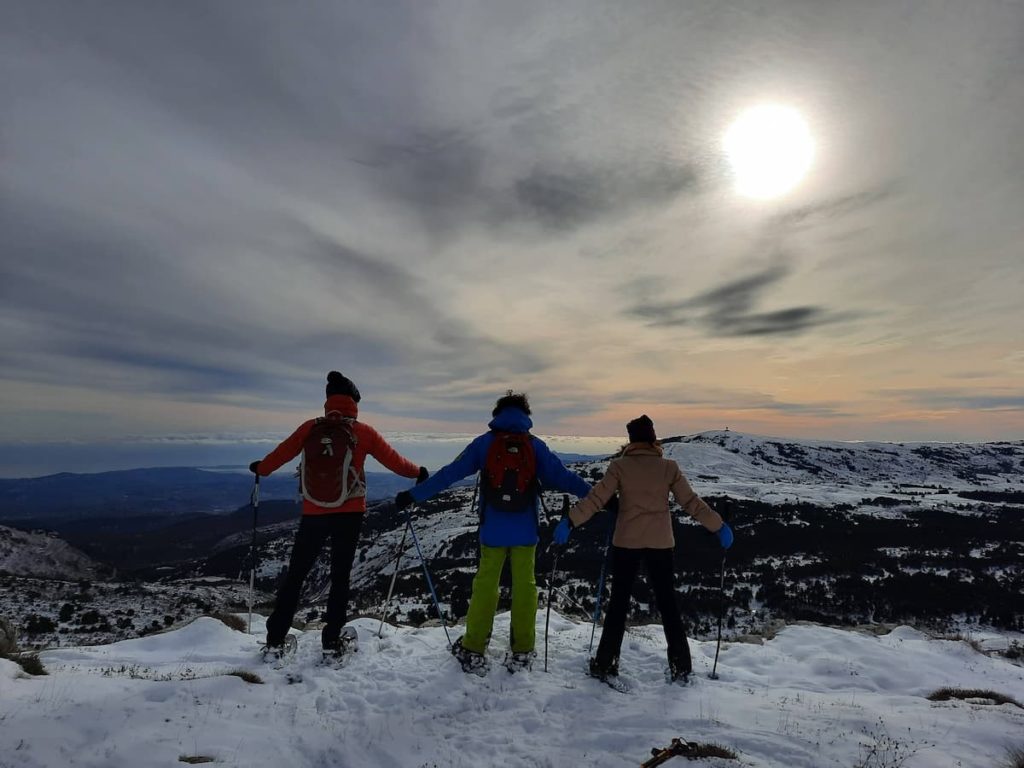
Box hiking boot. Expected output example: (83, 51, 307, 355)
(322, 626, 358, 656)
(588, 655, 619, 681)
(261, 634, 297, 661)
(451, 637, 488, 676)
(669, 659, 692, 684)
(504, 650, 536, 673)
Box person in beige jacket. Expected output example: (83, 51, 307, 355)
(552, 415, 734, 683)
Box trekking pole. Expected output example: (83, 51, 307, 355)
(588, 513, 615, 654)
(709, 552, 727, 680)
(709, 500, 732, 680)
(543, 547, 559, 672)
(247, 474, 260, 635)
(376, 517, 410, 638)
(542, 494, 568, 673)
(405, 506, 452, 648)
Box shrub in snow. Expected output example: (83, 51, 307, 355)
(11, 653, 46, 676)
(208, 612, 246, 632)
(23, 614, 56, 634)
(1003, 745, 1024, 768)
(0, 615, 16, 654)
(927, 687, 1023, 708)
(225, 669, 263, 684)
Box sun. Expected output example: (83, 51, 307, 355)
(723, 104, 814, 199)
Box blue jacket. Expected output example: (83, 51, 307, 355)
(408, 407, 592, 547)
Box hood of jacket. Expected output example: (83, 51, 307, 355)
(488, 407, 533, 433)
(324, 394, 358, 419)
(621, 442, 663, 457)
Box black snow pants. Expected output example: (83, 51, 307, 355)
(265, 512, 364, 647)
(594, 546, 692, 673)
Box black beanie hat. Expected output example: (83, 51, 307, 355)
(326, 371, 360, 403)
(626, 414, 657, 443)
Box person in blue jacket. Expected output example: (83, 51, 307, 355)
(396, 391, 591, 673)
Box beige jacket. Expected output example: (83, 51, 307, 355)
(568, 443, 722, 549)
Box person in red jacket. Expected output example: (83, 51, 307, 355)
(250, 371, 427, 653)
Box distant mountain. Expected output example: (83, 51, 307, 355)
(0, 467, 293, 520)
(0, 525, 108, 580)
(0, 466, 427, 521)
(656, 430, 1024, 505)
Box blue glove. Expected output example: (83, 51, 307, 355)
(716, 522, 734, 550)
(553, 517, 572, 545)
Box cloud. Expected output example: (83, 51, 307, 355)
(711, 306, 844, 336)
(512, 161, 699, 231)
(2, 0, 1023, 450)
(627, 265, 859, 337)
(0, 192, 551, 411)
(878, 389, 1024, 412)
(361, 129, 702, 237)
(769, 186, 898, 230)
(611, 385, 851, 418)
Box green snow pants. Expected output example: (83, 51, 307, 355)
(461, 544, 537, 654)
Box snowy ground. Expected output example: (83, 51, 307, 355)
(2, 613, 1023, 768)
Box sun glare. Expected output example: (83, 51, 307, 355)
(724, 104, 814, 199)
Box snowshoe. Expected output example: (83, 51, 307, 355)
(321, 626, 358, 666)
(451, 637, 488, 677)
(260, 634, 297, 664)
(503, 650, 536, 674)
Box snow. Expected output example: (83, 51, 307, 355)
(2, 614, 1022, 767)
(647, 431, 1024, 508)
(0, 525, 103, 580)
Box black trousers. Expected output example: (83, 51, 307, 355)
(265, 512, 364, 646)
(595, 546, 691, 672)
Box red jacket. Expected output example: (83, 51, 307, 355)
(253, 394, 419, 515)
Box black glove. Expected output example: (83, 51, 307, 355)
(604, 495, 619, 516)
(416, 467, 429, 485)
(396, 490, 414, 511)
(249, 461, 261, 476)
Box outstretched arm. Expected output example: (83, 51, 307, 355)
(669, 464, 723, 532)
(364, 426, 420, 479)
(567, 463, 621, 529)
(409, 437, 485, 504)
(253, 420, 315, 476)
(533, 439, 592, 499)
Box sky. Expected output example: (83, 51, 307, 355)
(2, 1, 1023, 477)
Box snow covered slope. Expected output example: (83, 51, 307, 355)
(0, 524, 105, 579)
(2, 613, 1022, 767)
(648, 431, 1022, 506)
(221, 430, 1023, 637)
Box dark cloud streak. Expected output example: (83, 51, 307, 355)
(626, 265, 857, 337)
(878, 389, 1024, 411)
